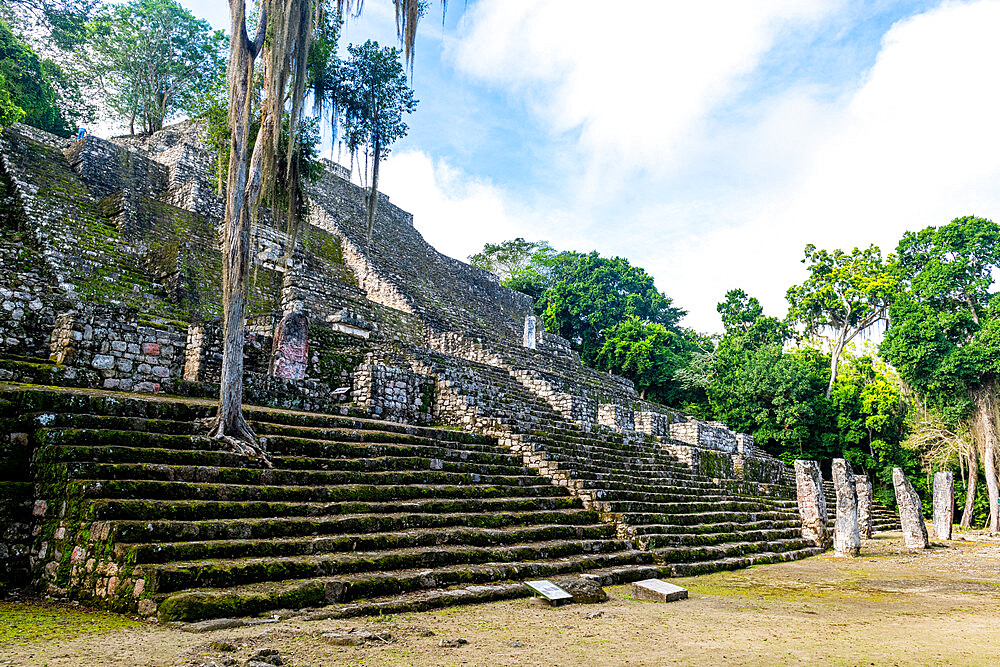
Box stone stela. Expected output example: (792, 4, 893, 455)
(933, 471, 954, 540)
(631, 579, 688, 603)
(524, 580, 573, 606)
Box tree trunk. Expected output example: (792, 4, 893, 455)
(961, 445, 978, 529)
(208, 0, 267, 453)
(366, 138, 381, 247)
(825, 328, 848, 399)
(973, 384, 1000, 532)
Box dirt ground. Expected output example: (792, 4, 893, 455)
(4, 533, 1000, 666)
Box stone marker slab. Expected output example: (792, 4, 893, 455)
(933, 470, 954, 540)
(794, 460, 830, 548)
(631, 579, 688, 603)
(832, 458, 861, 557)
(856, 475, 874, 539)
(893, 467, 929, 549)
(524, 580, 573, 605)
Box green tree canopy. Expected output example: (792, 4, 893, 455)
(337, 39, 417, 244)
(539, 251, 684, 364)
(0, 18, 78, 134)
(87, 0, 226, 134)
(881, 216, 1000, 530)
(786, 244, 898, 398)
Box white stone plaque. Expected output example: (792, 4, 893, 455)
(631, 578, 688, 602)
(524, 580, 573, 602)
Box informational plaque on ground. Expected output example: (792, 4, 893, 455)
(631, 579, 688, 603)
(524, 580, 573, 603)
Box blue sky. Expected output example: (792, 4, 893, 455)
(184, 0, 1000, 333)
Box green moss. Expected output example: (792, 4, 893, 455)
(0, 601, 140, 645)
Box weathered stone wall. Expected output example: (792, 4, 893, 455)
(0, 238, 67, 357)
(352, 362, 434, 425)
(669, 420, 740, 454)
(49, 304, 186, 392)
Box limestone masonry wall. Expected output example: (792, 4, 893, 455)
(0, 120, 773, 479)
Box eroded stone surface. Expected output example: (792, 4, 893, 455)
(270, 311, 309, 381)
(795, 460, 830, 548)
(933, 471, 954, 540)
(856, 474, 874, 539)
(893, 467, 929, 549)
(832, 459, 861, 557)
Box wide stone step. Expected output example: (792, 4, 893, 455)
(598, 498, 800, 515)
(75, 478, 569, 503)
(123, 523, 618, 564)
(45, 445, 534, 477)
(638, 526, 803, 549)
(40, 428, 518, 466)
(628, 518, 802, 536)
(63, 461, 544, 489)
(619, 509, 797, 527)
(146, 537, 636, 594)
(651, 536, 813, 564)
(594, 488, 792, 508)
(155, 548, 654, 622)
(111, 507, 605, 543)
(569, 470, 721, 491)
(667, 545, 826, 577)
(91, 495, 586, 521)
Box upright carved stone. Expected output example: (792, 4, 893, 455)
(523, 315, 537, 349)
(794, 460, 830, 548)
(855, 474, 874, 539)
(270, 311, 309, 381)
(832, 459, 861, 557)
(893, 467, 929, 549)
(933, 471, 954, 540)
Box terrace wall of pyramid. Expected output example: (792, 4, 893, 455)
(0, 120, 896, 618)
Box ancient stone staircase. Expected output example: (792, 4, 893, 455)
(822, 480, 901, 533)
(409, 347, 825, 576)
(2, 385, 673, 621)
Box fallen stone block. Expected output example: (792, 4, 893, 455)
(631, 579, 688, 603)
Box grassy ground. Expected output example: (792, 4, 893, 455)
(3, 533, 1000, 666)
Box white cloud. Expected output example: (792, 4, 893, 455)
(450, 0, 839, 179)
(373, 1, 1000, 337)
(378, 150, 552, 261)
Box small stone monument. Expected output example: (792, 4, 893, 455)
(893, 467, 929, 549)
(523, 315, 538, 350)
(855, 474, 874, 539)
(933, 471, 954, 540)
(794, 460, 830, 548)
(832, 458, 861, 557)
(270, 311, 308, 380)
(631, 579, 688, 602)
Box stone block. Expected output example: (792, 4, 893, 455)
(933, 471, 954, 540)
(893, 467, 929, 549)
(91, 354, 115, 370)
(856, 474, 874, 539)
(631, 579, 688, 602)
(794, 460, 830, 548)
(142, 342, 160, 355)
(832, 459, 861, 557)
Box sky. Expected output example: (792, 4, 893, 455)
(182, 0, 1000, 334)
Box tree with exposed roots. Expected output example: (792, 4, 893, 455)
(210, 0, 424, 456)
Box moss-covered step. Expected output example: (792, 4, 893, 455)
(88, 494, 586, 522)
(155, 548, 655, 622)
(110, 507, 605, 544)
(120, 523, 618, 564)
